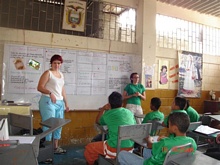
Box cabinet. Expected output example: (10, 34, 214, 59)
(204, 100, 220, 114)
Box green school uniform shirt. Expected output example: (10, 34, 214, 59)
(124, 83, 146, 105)
(163, 110, 187, 127)
(142, 110, 164, 123)
(99, 107, 136, 148)
(185, 106, 200, 122)
(144, 136, 197, 165)
(142, 110, 165, 135)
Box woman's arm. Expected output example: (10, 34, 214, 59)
(123, 90, 135, 100)
(37, 70, 50, 94)
(62, 86, 70, 112)
(139, 90, 146, 101)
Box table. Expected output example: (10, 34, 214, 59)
(37, 117, 71, 162)
(209, 115, 220, 122)
(171, 150, 220, 165)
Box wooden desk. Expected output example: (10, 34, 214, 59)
(171, 150, 220, 165)
(204, 100, 220, 114)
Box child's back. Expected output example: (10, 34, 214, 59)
(142, 97, 164, 123)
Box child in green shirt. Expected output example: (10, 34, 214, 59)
(142, 97, 164, 124)
(162, 96, 187, 127)
(118, 112, 197, 165)
(142, 97, 164, 136)
(185, 100, 200, 122)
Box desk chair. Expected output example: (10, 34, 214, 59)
(8, 112, 33, 135)
(98, 123, 152, 165)
(147, 119, 164, 136)
(0, 140, 38, 165)
(163, 143, 193, 165)
(95, 124, 108, 141)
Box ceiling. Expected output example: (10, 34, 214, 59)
(158, 0, 220, 18)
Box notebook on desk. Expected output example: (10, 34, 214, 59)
(193, 125, 220, 136)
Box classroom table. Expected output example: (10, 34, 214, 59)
(38, 117, 71, 163)
(209, 115, 220, 122)
(171, 150, 220, 165)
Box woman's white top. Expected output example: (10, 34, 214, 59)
(44, 70, 64, 100)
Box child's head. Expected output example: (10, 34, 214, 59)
(171, 96, 187, 110)
(161, 65, 167, 72)
(150, 97, 161, 111)
(108, 91, 123, 109)
(168, 112, 190, 134)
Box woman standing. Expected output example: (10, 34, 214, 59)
(123, 73, 146, 124)
(37, 54, 69, 154)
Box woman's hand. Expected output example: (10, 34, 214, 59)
(65, 106, 70, 112)
(50, 93, 56, 103)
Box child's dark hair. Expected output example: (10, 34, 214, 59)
(151, 97, 161, 110)
(174, 97, 187, 110)
(130, 72, 138, 83)
(108, 91, 123, 109)
(184, 100, 190, 110)
(169, 112, 190, 133)
(161, 65, 167, 71)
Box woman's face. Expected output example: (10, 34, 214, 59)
(51, 60, 62, 70)
(132, 74, 139, 84)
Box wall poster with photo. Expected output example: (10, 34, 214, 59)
(178, 51, 203, 98)
(62, 0, 86, 32)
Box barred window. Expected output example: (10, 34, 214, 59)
(0, 0, 136, 43)
(156, 14, 220, 56)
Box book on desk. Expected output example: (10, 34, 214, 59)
(193, 125, 220, 136)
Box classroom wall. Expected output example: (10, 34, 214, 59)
(1, 0, 220, 146)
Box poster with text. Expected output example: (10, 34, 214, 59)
(178, 51, 202, 98)
(62, 0, 86, 32)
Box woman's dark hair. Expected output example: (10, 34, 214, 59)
(108, 91, 123, 109)
(130, 72, 138, 83)
(50, 54, 63, 64)
(169, 112, 190, 133)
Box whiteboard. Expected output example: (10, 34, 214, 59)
(2, 44, 137, 110)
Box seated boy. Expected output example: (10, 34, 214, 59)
(162, 96, 187, 127)
(84, 92, 136, 165)
(118, 112, 197, 165)
(142, 97, 164, 135)
(142, 97, 164, 123)
(184, 100, 200, 122)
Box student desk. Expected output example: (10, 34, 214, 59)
(209, 115, 220, 121)
(171, 150, 220, 165)
(38, 117, 71, 163)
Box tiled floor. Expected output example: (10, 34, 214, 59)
(39, 145, 86, 165)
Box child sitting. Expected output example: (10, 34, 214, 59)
(184, 100, 200, 122)
(162, 96, 187, 127)
(118, 112, 197, 165)
(142, 97, 164, 135)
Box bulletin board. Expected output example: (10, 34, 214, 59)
(2, 44, 137, 110)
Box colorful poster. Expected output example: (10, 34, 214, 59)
(158, 60, 169, 89)
(178, 51, 202, 98)
(144, 65, 154, 88)
(62, 0, 86, 32)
